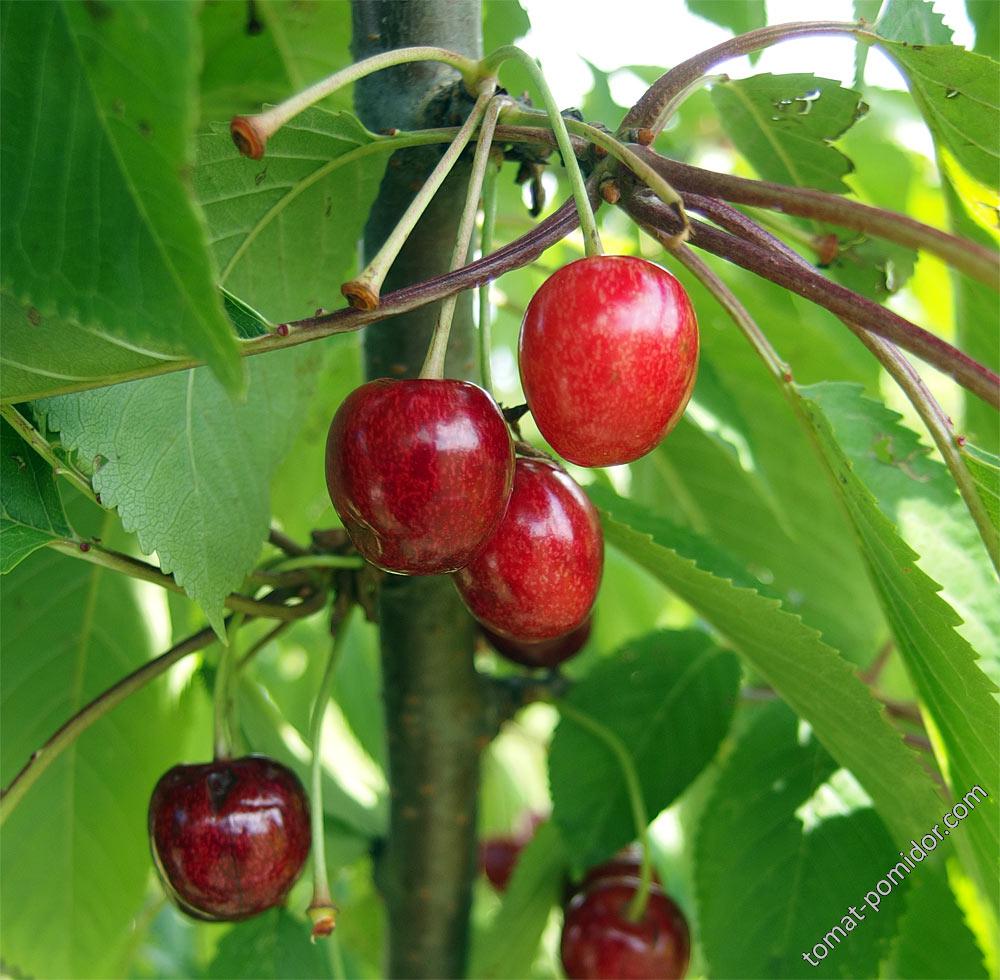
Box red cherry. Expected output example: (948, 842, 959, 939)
(481, 615, 592, 669)
(561, 880, 691, 980)
(519, 255, 698, 467)
(479, 836, 524, 892)
(579, 845, 659, 892)
(325, 379, 514, 574)
(148, 756, 311, 922)
(454, 458, 603, 642)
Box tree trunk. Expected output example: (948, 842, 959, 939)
(350, 4, 484, 978)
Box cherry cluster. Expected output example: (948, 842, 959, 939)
(482, 835, 691, 980)
(326, 254, 698, 663)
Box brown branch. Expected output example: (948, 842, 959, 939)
(637, 150, 999, 288)
(624, 188, 1000, 409)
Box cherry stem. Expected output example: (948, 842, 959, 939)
(847, 326, 1000, 573)
(237, 621, 293, 671)
(556, 702, 654, 924)
(481, 46, 603, 257)
(508, 110, 688, 241)
(307, 608, 355, 939)
(0, 404, 99, 506)
(420, 94, 509, 380)
(343, 87, 495, 311)
(212, 614, 245, 760)
(477, 153, 501, 394)
(266, 554, 365, 573)
(47, 538, 326, 622)
(268, 526, 309, 557)
(0, 623, 222, 826)
(230, 46, 479, 159)
(620, 20, 866, 136)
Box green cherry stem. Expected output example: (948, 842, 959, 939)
(213, 614, 245, 760)
(0, 624, 222, 826)
(420, 94, 509, 380)
(478, 152, 501, 394)
(230, 46, 480, 159)
(557, 702, 654, 924)
(0, 404, 100, 506)
(307, 608, 356, 940)
(481, 46, 603, 257)
(343, 86, 495, 311)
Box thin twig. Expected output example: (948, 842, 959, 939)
(269, 526, 309, 557)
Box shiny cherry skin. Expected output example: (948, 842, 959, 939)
(561, 880, 691, 980)
(455, 458, 603, 642)
(325, 379, 514, 574)
(148, 756, 311, 922)
(519, 255, 698, 467)
(481, 615, 592, 670)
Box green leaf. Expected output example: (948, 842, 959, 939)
(688, 0, 766, 40)
(196, 106, 388, 323)
(697, 701, 904, 979)
(0, 2, 242, 392)
(941, 174, 1000, 449)
(967, 0, 999, 57)
(875, 41, 999, 186)
(876, 0, 954, 43)
(710, 73, 866, 193)
(37, 348, 316, 635)
(806, 385, 999, 670)
(798, 383, 1000, 912)
(199, 0, 353, 124)
(887, 863, 988, 977)
(0, 416, 71, 572)
(206, 908, 333, 979)
(854, 0, 885, 85)
(961, 442, 1000, 533)
(549, 631, 740, 867)
(589, 486, 944, 848)
(0, 503, 176, 978)
(469, 822, 568, 980)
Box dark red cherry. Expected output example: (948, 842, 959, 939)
(325, 379, 514, 574)
(479, 836, 524, 892)
(519, 255, 698, 467)
(561, 880, 691, 979)
(480, 615, 592, 669)
(148, 756, 311, 922)
(579, 845, 659, 891)
(455, 458, 603, 642)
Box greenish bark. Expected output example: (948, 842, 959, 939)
(350, 3, 485, 977)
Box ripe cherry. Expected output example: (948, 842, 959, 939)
(561, 880, 691, 980)
(148, 756, 311, 922)
(519, 255, 698, 467)
(454, 458, 603, 642)
(579, 844, 659, 892)
(481, 615, 592, 670)
(479, 836, 524, 892)
(325, 379, 514, 574)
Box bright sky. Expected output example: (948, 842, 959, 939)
(520, 0, 976, 108)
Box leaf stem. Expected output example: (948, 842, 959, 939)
(847, 327, 1000, 573)
(213, 614, 245, 759)
(230, 46, 480, 158)
(556, 701, 654, 924)
(619, 20, 866, 136)
(307, 608, 355, 940)
(0, 624, 220, 826)
(420, 94, 509, 380)
(46, 538, 327, 621)
(0, 404, 99, 506)
(342, 87, 495, 311)
(478, 152, 500, 394)
(481, 46, 603, 256)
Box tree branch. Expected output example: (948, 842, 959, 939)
(636, 150, 999, 288)
(623, 188, 1000, 409)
